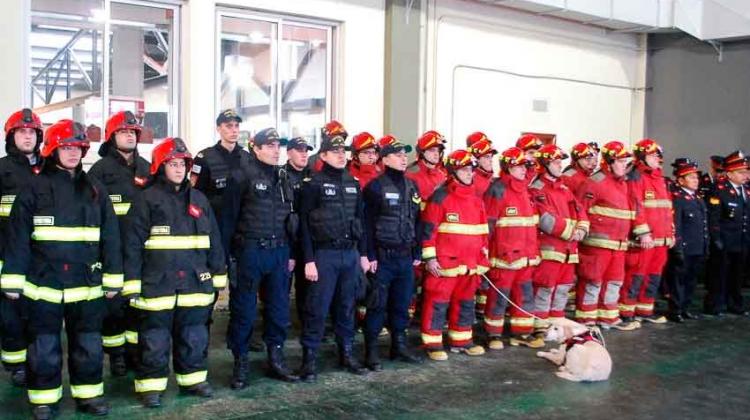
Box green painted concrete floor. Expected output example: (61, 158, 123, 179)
(2, 302, 750, 419)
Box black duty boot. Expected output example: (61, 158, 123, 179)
(182, 381, 213, 398)
(75, 396, 110, 416)
(338, 343, 368, 376)
(139, 391, 162, 408)
(390, 331, 423, 364)
(110, 353, 128, 377)
(231, 355, 250, 390)
(31, 404, 58, 420)
(10, 366, 26, 387)
(298, 347, 318, 383)
(267, 345, 299, 382)
(364, 339, 383, 372)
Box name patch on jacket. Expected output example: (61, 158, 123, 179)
(345, 187, 357, 194)
(255, 183, 268, 191)
(324, 188, 336, 196)
(505, 207, 518, 216)
(446, 213, 459, 222)
(33, 216, 54, 226)
(109, 194, 122, 203)
(151, 226, 170, 235)
(645, 191, 655, 199)
(214, 178, 227, 189)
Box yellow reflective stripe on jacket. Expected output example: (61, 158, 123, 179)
(632, 223, 651, 236)
(422, 246, 436, 259)
(176, 293, 215, 308)
(212, 273, 227, 289)
(31, 226, 101, 242)
(469, 265, 490, 275)
(581, 237, 628, 251)
(102, 333, 126, 348)
(559, 218, 577, 241)
(439, 265, 468, 277)
(436, 223, 489, 235)
(540, 250, 579, 264)
(490, 256, 541, 270)
(495, 215, 539, 228)
(28, 387, 63, 404)
(130, 296, 176, 311)
(135, 377, 168, 393)
(643, 199, 672, 209)
(113, 202, 132, 216)
(1, 349, 27, 364)
(175, 370, 207, 387)
(102, 273, 124, 289)
(0, 194, 15, 217)
(70, 382, 104, 399)
(23, 283, 103, 304)
(144, 235, 210, 250)
(577, 220, 590, 232)
(1, 274, 26, 290)
(125, 330, 139, 344)
(588, 205, 635, 220)
(122, 279, 141, 296)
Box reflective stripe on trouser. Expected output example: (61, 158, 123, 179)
(623, 246, 669, 317)
(484, 267, 534, 336)
(134, 304, 211, 393)
(24, 297, 105, 405)
(576, 246, 625, 324)
(421, 273, 480, 349)
(102, 294, 128, 352)
(532, 261, 576, 326)
(1, 295, 27, 367)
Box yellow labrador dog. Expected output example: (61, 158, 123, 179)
(536, 318, 612, 382)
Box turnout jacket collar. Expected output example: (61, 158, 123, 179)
(500, 173, 528, 193)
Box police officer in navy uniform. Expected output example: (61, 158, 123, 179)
(362, 136, 423, 371)
(705, 151, 750, 316)
(284, 137, 313, 321)
(297, 134, 371, 382)
(666, 159, 708, 322)
(226, 128, 299, 389)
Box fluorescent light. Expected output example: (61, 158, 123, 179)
(90, 8, 106, 22)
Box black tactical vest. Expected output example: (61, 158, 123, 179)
(309, 168, 362, 244)
(374, 173, 420, 248)
(200, 144, 251, 210)
(235, 160, 293, 242)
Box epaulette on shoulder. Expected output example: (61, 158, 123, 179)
(529, 178, 544, 190)
(486, 179, 507, 199)
(590, 171, 605, 182)
(562, 167, 577, 177)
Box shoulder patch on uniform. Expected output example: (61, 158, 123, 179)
(191, 164, 202, 174)
(590, 171, 605, 182)
(196, 152, 204, 159)
(709, 197, 720, 205)
(563, 167, 577, 176)
(530, 179, 544, 189)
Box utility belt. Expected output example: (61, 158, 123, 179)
(315, 239, 357, 250)
(377, 246, 413, 260)
(243, 237, 288, 249)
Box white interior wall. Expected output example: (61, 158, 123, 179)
(183, 0, 385, 154)
(424, 0, 647, 154)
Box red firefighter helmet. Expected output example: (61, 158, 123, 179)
(466, 131, 490, 148)
(570, 142, 598, 160)
(601, 141, 632, 162)
(104, 111, 142, 143)
(150, 137, 193, 175)
(499, 146, 530, 170)
(633, 138, 663, 160)
(322, 120, 348, 140)
(351, 132, 378, 153)
(444, 149, 475, 173)
(516, 134, 543, 151)
(416, 130, 446, 153)
(671, 158, 699, 178)
(535, 144, 569, 165)
(41, 119, 89, 158)
(468, 138, 497, 158)
(5, 108, 43, 142)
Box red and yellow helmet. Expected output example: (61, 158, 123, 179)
(41, 119, 89, 158)
(104, 111, 142, 143)
(601, 141, 632, 162)
(322, 120, 347, 140)
(570, 142, 598, 160)
(351, 131, 378, 153)
(468, 138, 497, 158)
(5, 108, 43, 142)
(516, 134, 543, 151)
(535, 144, 569, 165)
(671, 158, 699, 178)
(150, 137, 192, 175)
(444, 149, 475, 173)
(633, 138, 663, 160)
(499, 146, 530, 170)
(465, 131, 489, 148)
(416, 130, 446, 153)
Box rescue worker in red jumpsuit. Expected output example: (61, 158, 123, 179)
(309, 120, 348, 173)
(406, 130, 447, 203)
(516, 134, 544, 183)
(348, 132, 382, 188)
(88, 111, 151, 376)
(420, 149, 489, 361)
(123, 138, 226, 408)
(562, 142, 600, 195)
(621, 139, 673, 324)
(2, 119, 123, 419)
(0, 109, 43, 388)
(483, 147, 542, 350)
(467, 132, 497, 197)
(529, 145, 589, 333)
(575, 141, 647, 331)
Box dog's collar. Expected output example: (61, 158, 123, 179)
(565, 330, 600, 351)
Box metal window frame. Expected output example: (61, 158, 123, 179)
(215, 7, 335, 138)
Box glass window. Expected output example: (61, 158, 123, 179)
(218, 12, 333, 149)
